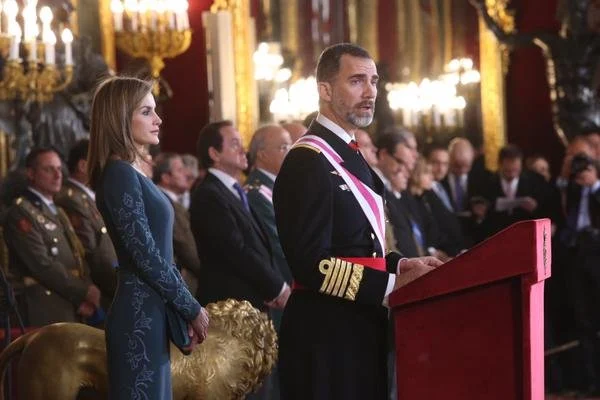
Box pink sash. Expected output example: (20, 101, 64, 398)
(258, 184, 273, 203)
(294, 135, 386, 254)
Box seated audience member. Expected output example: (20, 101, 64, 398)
(375, 133, 423, 258)
(55, 139, 117, 310)
(3, 147, 101, 327)
(483, 144, 547, 234)
(181, 153, 202, 209)
(428, 146, 453, 211)
(355, 129, 379, 168)
(443, 137, 492, 243)
(409, 158, 465, 258)
(281, 122, 307, 143)
(153, 152, 202, 296)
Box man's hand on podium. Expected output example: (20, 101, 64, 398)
(394, 257, 443, 291)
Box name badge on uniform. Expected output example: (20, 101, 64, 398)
(50, 246, 59, 256)
(44, 222, 57, 231)
(338, 184, 350, 191)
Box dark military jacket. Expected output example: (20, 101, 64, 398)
(55, 179, 117, 305)
(245, 168, 292, 284)
(3, 188, 91, 326)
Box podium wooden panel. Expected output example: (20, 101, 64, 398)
(389, 219, 551, 400)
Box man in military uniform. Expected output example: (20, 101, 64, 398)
(273, 44, 442, 400)
(55, 139, 117, 308)
(153, 152, 201, 296)
(246, 125, 293, 326)
(3, 147, 101, 327)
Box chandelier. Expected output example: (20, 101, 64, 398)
(269, 76, 318, 122)
(111, 0, 192, 95)
(0, 0, 74, 103)
(387, 58, 480, 130)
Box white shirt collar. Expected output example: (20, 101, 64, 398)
(208, 168, 241, 199)
(257, 168, 277, 183)
(158, 186, 179, 203)
(28, 186, 55, 209)
(501, 177, 519, 197)
(67, 178, 96, 201)
(372, 167, 391, 190)
(316, 113, 355, 144)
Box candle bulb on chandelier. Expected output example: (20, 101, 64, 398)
(44, 31, 56, 65)
(9, 24, 21, 60)
(111, 0, 124, 32)
(61, 28, 73, 65)
(181, 1, 189, 30)
(124, 0, 138, 31)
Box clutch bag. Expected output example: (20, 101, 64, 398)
(165, 304, 192, 355)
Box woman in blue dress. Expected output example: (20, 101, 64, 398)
(87, 76, 209, 399)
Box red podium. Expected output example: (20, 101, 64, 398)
(389, 219, 551, 400)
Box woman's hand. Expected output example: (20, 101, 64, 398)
(182, 307, 210, 354)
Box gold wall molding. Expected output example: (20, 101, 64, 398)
(211, 0, 257, 145)
(280, 0, 300, 79)
(442, 0, 452, 66)
(348, 0, 378, 60)
(408, 0, 423, 82)
(479, 0, 515, 171)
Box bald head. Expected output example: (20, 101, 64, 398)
(448, 138, 474, 176)
(281, 122, 307, 142)
(249, 125, 292, 175)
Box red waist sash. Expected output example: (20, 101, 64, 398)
(292, 257, 386, 291)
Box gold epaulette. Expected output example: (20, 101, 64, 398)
(293, 144, 321, 153)
(318, 257, 364, 301)
(15, 197, 47, 225)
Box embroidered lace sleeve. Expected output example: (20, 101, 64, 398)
(102, 164, 201, 321)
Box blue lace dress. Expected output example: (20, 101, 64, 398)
(96, 160, 201, 399)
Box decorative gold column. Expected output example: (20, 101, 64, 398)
(280, 0, 301, 79)
(98, 0, 116, 71)
(348, 0, 378, 60)
(479, 0, 514, 171)
(0, 130, 8, 178)
(211, 0, 257, 145)
(442, 0, 453, 66)
(408, 0, 423, 82)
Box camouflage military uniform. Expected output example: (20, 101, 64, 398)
(55, 178, 117, 306)
(3, 189, 92, 326)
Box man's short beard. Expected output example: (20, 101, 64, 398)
(348, 113, 374, 128)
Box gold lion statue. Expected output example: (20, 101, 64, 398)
(0, 299, 277, 400)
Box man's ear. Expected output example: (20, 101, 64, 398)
(208, 146, 220, 165)
(318, 81, 332, 102)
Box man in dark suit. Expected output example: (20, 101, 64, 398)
(3, 147, 101, 327)
(273, 43, 441, 400)
(153, 152, 202, 296)
(483, 144, 546, 234)
(55, 139, 117, 310)
(442, 137, 492, 243)
(191, 121, 289, 312)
